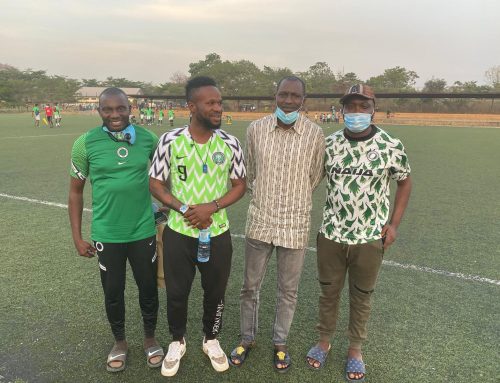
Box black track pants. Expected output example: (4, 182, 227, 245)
(162, 226, 232, 341)
(94, 235, 158, 341)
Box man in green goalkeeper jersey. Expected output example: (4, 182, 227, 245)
(68, 87, 163, 373)
(146, 106, 153, 126)
(158, 108, 164, 126)
(140, 106, 146, 124)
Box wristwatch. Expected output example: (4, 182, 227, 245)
(179, 204, 189, 215)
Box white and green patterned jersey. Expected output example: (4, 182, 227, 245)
(321, 126, 411, 245)
(149, 126, 246, 238)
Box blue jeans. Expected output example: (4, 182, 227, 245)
(239, 237, 306, 345)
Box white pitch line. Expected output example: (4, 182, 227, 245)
(1, 192, 499, 287)
(0, 193, 92, 212)
(381, 260, 500, 286)
(3, 133, 79, 139)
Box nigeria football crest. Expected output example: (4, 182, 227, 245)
(367, 150, 379, 161)
(212, 151, 225, 165)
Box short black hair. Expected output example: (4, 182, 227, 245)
(185, 76, 217, 102)
(276, 76, 306, 95)
(99, 87, 128, 106)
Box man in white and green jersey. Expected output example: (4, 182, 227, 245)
(54, 103, 62, 127)
(68, 88, 164, 373)
(168, 107, 175, 126)
(149, 76, 246, 377)
(307, 84, 412, 382)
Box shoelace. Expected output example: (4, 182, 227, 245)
(206, 340, 223, 357)
(167, 342, 182, 360)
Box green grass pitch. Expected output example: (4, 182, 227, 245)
(0, 113, 499, 382)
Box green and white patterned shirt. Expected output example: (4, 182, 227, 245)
(149, 126, 246, 238)
(321, 126, 411, 245)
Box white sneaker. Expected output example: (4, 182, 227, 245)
(202, 337, 229, 372)
(161, 339, 186, 377)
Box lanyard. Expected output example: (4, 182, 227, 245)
(192, 135, 213, 174)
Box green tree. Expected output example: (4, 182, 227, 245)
(0, 66, 81, 105)
(217, 60, 264, 96)
(188, 54, 266, 96)
(102, 77, 145, 88)
(420, 78, 447, 111)
(450, 80, 490, 93)
(157, 72, 188, 96)
(81, 78, 102, 87)
(335, 72, 361, 92)
(188, 53, 223, 77)
(367, 66, 419, 92)
(301, 62, 336, 93)
(446, 81, 490, 112)
(262, 66, 294, 94)
(423, 78, 447, 92)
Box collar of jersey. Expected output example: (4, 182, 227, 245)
(102, 124, 136, 145)
(185, 125, 216, 144)
(343, 125, 378, 142)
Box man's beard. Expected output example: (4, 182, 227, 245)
(199, 115, 221, 130)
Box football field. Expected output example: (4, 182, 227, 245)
(0, 113, 499, 383)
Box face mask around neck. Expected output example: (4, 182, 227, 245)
(275, 104, 302, 125)
(103, 124, 136, 144)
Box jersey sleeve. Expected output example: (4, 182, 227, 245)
(70, 134, 89, 180)
(310, 127, 326, 189)
(245, 123, 255, 191)
(389, 139, 411, 181)
(229, 136, 246, 180)
(149, 132, 172, 181)
(148, 130, 159, 160)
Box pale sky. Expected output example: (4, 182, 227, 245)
(1, 0, 499, 88)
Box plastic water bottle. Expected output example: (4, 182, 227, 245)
(197, 228, 211, 263)
(152, 202, 167, 226)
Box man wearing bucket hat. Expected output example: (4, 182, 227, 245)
(306, 84, 412, 382)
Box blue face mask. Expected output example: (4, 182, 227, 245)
(275, 106, 300, 125)
(343, 113, 372, 133)
(103, 124, 136, 144)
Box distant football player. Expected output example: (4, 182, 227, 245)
(32, 104, 41, 128)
